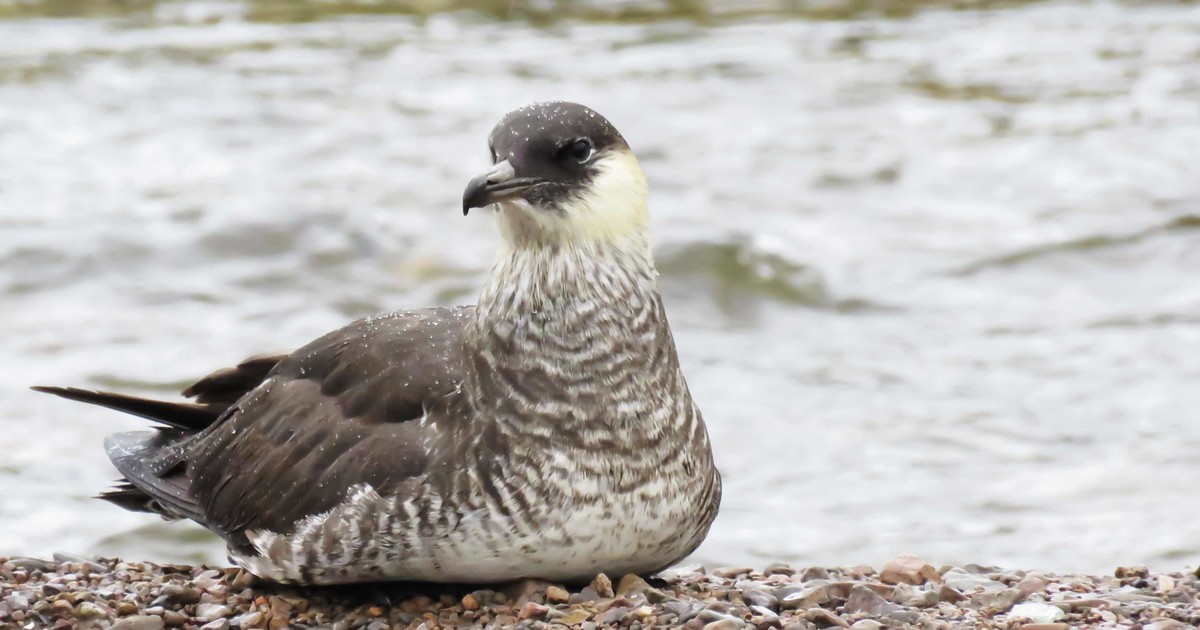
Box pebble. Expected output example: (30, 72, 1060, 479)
(110, 616, 165, 630)
(194, 602, 233, 621)
(591, 573, 615, 598)
(1016, 575, 1048, 598)
(713, 567, 755, 578)
(799, 567, 830, 581)
(843, 585, 900, 616)
(765, 563, 796, 577)
(880, 554, 940, 586)
(546, 585, 570, 603)
(162, 583, 201, 605)
(943, 568, 1006, 592)
(618, 574, 652, 595)
(744, 588, 778, 611)
(232, 611, 265, 628)
(1143, 621, 1192, 630)
(75, 601, 107, 618)
(802, 607, 848, 628)
(1010, 602, 1067, 623)
(3, 556, 1198, 629)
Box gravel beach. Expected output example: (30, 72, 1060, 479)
(2, 554, 1197, 629)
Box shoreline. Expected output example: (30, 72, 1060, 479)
(2, 554, 1197, 629)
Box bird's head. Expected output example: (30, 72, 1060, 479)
(462, 102, 649, 249)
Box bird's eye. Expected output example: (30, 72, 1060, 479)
(558, 139, 593, 164)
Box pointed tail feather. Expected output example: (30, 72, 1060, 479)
(31, 386, 221, 432)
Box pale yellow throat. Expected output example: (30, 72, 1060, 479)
(495, 148, 650, 250)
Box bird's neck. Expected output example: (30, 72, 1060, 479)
(468, 233, 687, 427)
(477, 233, 658, 318)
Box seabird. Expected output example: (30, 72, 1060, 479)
(35, 101, 722, 585)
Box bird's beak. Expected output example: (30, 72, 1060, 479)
(462, 160, 543, 215)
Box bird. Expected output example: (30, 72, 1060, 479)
(34, 101, 722, 586)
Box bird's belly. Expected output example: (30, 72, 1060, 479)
(230, 477, 710, 585)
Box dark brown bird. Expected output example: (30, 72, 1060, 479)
(36, 102, 721, 585)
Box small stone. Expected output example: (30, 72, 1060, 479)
(599, 605, 629, 625)
(848, 622, 883, 630)
(230, 570, 258, 589)
(1115, 565, 1149, 579)
(943, 568, 1006, 592)
(502, 579, 551, 604)
(843, 585, 900, 616)
(744, 589, 777, 611)
(110, 616, 166, 630)
(399, 595, 433, 614)
(546, 585, 570, 603)
(51, 599, 73, 616)
(591, 573, 615, 598)
(634, 605, 654, 618)
(1009, 603, 1066, 623)
(519, 602, 549, 619)
(195, 603, 232, 622)
(116, 601, 139, 616)
(1143, 621, 1192, 630)
(163, 610, 188, 626)
(75, 601, 107, 619)
(1016, 576, 1047, 598)
(8, 557, 58, 572)
(617, 574, 652, 595)
(712, 567, 754, 578)
(569, 587, 602, 605)
(232, 611, 265, 628)
(978, 588, 1021, 614)
(885, 610, 922, 625)
(844, 565, 875, 579)
(1107, 585, 1161, 603)
(801, 607, 848, 628)
(880, 554, 940, 586)
(889, 582, 937, 607)
(560, 609, 592, 625)
(938, 584, 966, 603)
(799, 567, 829, 581)
(1019, 625, 1069, 630)
(5, 592, 31, 611)
(200, 621, 231, 630)
(163, 584, 201, 605)
(703, 620, 741, 630)
(461, 594, 480, 611)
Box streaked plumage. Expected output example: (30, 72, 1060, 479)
(36, 102, 721, 585)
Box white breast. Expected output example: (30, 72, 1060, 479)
(230, 469, 710, 585)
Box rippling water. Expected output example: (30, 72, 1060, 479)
(2, 0, 1199, 575)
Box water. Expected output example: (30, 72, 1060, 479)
(1, 0, 1199, 575)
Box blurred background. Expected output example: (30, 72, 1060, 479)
(1, 0, 1199, 575)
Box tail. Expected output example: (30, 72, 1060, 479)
(32, 352, 284, 526)
(101, 431, 207, 524)
(32, 386, 224, 523)
(30, 386, 221, 431)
